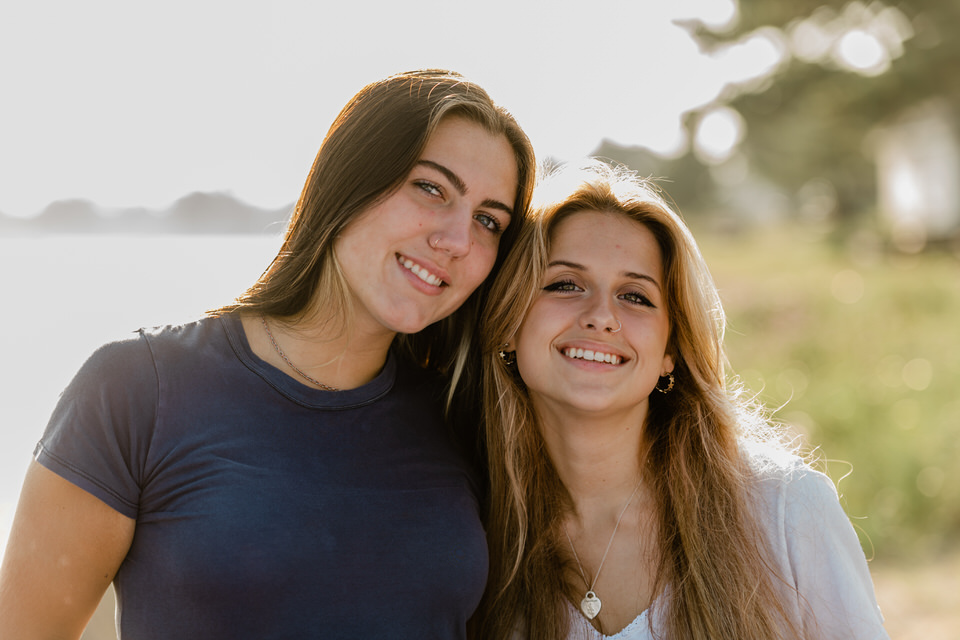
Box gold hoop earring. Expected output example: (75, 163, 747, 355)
(498, 343, 516, 367)
(655, 372, 675, 394)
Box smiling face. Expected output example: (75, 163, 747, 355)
(334, 116, 518, 337)
(514, 209, 675, 423)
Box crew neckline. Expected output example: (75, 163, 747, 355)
(219, 312, 396, 409)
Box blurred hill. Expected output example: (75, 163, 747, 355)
(5, 3, 960, 251)
(0, 192, 292, 235)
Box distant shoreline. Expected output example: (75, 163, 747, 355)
(0, 192, 293, 236)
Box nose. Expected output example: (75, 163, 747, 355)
(579, 296, 620, 333)
(428, 209, 473, 258)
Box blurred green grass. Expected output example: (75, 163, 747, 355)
(696, 223, 960, 560)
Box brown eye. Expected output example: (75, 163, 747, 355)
(543, 280, 581, 293)
(620, 291, 655, 307)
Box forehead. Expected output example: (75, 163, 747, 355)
(550, 210, 662, 270)
(420, 116, 513, 168)
(419, 115, 518, 209)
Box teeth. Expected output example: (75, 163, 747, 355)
(563, 347, 621, 365)
(400, 256, 443, 286)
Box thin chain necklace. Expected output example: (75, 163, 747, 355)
(261, 315, 339, 392)
(563, 480, 642, 621)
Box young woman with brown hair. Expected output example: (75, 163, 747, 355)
(0, 69, 535, 639)
(474, 161, 888, 639)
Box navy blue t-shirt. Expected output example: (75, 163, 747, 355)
(35, 314, 487, 639)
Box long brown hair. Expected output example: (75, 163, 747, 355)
(212, 69, 535, 415)
(474, 161, 799, 639)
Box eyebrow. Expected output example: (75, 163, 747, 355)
(416, 159, 514, 217)
(547, 260, 662, 290)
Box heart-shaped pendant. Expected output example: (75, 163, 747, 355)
(580, 591, 602, 619)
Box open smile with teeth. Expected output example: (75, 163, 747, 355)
(398, 254, 445, 287)
(562, 347, 622, 365)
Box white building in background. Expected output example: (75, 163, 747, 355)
(872, 99, 960, 250)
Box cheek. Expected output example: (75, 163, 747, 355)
(513, 328, 539, 386)
(464, 244, 500, 287)
(513, 304, 552, 354)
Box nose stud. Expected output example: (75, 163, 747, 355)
(430, 236, 440, 249)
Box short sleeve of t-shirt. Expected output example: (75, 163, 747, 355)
(35, 331, 158, 518)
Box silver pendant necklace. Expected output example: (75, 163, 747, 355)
(563, 480, 642, 620)
(261, 315, 339, 392)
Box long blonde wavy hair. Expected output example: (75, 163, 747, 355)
(473, 161, 800, 639)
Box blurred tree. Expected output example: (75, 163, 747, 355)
(681, 0, 960, 221)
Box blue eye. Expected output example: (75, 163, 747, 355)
(474, 212, 502, 234)
(543, 280, 581, 293)
(415, 180, 443, 197)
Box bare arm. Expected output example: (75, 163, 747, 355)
(0, 460, 135, 640)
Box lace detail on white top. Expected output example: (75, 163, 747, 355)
(566, 601, 654, 640)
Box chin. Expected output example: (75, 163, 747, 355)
(567, 395, 637, 416)
(383, 312, 443, 335)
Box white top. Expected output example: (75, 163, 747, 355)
(526, 444, 890, 640)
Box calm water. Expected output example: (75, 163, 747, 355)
(0, 234, 283, 557)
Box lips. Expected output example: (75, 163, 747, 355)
(561, 346, 623, 365)
(397, 253, 446, 287)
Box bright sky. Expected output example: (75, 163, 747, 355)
(0, 0, 780, 218)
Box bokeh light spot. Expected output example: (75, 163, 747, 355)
(902, 358, 933, 391)
(916, 466, 944, 498)
(831, 268, 865, 304)
(835, 29, 890, 75)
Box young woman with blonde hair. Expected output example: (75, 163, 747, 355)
(0, 69, 535, 639)
(474, 161, 888, 639)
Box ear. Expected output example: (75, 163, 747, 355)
(661, 352, 675, 376)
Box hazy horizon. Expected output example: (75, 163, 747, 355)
(0, 0, 780, 219)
